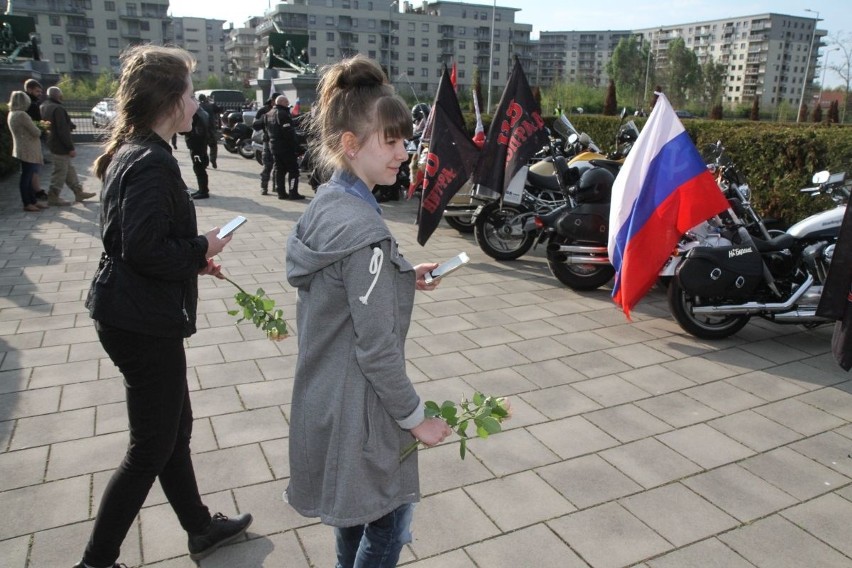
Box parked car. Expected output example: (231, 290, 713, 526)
(91, 98, 117, 128)
(674, 109, 696, 119)
(194, 89, 248, 113)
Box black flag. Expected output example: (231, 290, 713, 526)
(816, 198, 852, 371)
(472, 57, 549, 199)
(417, 66, 481, 246)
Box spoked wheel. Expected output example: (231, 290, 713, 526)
(546, 235, 614, 290)
(474, 202, 535, 261)
(445, 215, 475, 233)
(667, 278, 750, 339)
(238, 140, 255, 159)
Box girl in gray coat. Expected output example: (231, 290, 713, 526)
(285, 55, 452, 568)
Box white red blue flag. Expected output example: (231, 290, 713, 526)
(607, 93, 729, 318)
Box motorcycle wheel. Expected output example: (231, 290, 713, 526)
(546, 235, 614, 290)
(445, 215, 475, 233)
(223, 140, 237, 154)
(255, 150, 263, 166)
(474, 202, 535, 261)
(239, 141, 255, 159)
(667, 278, 750, 339)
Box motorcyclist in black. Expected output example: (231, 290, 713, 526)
(183, 107, 211, 199)
(262, 95, 304, 200)
(253, 92, 279, 195)
(197, 94, 222, 169)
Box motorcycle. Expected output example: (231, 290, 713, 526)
(221, 111, 255, 160)
(665, 167, 849, 339)
(534, 115, 640, 289)
(469, 116, 597, 261)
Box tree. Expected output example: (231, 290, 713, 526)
(701, 55, 726, 108)
(798, 103, 808, 123)
(605, 36, 646, 108)
(709, 104, 723, 120)
(750, 97, 760, 121)
(829, 100, 840, 123)
(666, 37, 701, 108)
(827, 32, 852, 123)
(812, 104, 823, 123)
(603, 80, 617, 115)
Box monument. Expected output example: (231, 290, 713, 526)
(251, 30, 318, 109)
(0, 12, 59, 96)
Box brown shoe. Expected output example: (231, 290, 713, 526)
(35, 202, 49, 209)
(23, 204, 41, 212)
(75, 191, 96, 202)
(47, 195, 71, 206)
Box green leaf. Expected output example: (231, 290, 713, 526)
(262, 298, 275, 311)
(480, 415, 502, 435)
(440, 406, 457, 421)
(476, 424, 489, 439)
(459, 438, 467, 459)
(473, 392, 484, 406)
(425, 400, 440, 412)
(457, 420, 468, 437)
(256, 288, 265, 296)
(227, 309, 238, 316)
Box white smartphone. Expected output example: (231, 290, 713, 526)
(424, 252, 470, 284)
(217, 215, 247, 239)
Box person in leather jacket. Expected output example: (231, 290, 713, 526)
(253, 91, 279, 195)
(77, 45, 252, 568)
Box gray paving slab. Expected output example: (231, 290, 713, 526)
(4, 143, 852, 567)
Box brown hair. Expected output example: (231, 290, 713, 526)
(93, 45, 195, 180)
(310, 55, 412, 177)
(24, 79, 41, 92)
(8, 91, 30, 112)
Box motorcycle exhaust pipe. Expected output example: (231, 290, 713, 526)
(691, 274, 814, 316)
(563, 255, 611, 265)
(547, 243, 610, 265)
(771, 308, 830, 324)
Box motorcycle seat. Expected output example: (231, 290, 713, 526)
(527, 170, 562, 192)
(753, 232, 796, 253)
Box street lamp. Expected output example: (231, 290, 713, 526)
(796, 9, 820, 123)
(387, 0, 398, 78)
(486, 0, 496, 112)
(817, 46, 839, 110)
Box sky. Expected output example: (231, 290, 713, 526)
(169, 0, 851, 86)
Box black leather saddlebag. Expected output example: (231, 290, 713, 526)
(676, 246, 763, 299)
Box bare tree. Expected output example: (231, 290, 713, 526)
(827, 32, 852, 123)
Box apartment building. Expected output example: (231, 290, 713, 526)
(225, 0, 534, 101)
(171, 16, 228, 83)
(2, 0, 227, 83)
(535, 30, 634, 88)
(635, 13, 827, 109)
(225, 16, 266, 84)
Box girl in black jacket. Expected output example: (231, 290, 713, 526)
(76, 45, 252, 568)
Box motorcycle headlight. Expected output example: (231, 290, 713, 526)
(736, 183, 751, 201)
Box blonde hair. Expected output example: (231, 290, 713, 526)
(8, 91, 30, 112)
(310, 55, 412, 177)
(93, 44, 196, 180)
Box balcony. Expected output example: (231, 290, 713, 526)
(66, 24, 88, 35)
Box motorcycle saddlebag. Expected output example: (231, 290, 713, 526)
(676, 246, 763, 299)
(555, 210, 608, 242)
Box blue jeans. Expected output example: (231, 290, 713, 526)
(334, 503, 414, 568)
(19, 161, 38, 206)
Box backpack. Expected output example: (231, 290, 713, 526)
(192, 107, 210, 141)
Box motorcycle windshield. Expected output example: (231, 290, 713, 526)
(553, 115, 579, 140)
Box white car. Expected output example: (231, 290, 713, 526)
(91, 98, 117, 128)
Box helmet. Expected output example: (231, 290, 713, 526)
(575, 166, 615, 203)
(198, 94, 208, 103)
(411, 103, 430, 122)
(227, 111, 244, 127)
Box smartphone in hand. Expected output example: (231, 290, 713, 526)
(217, 216, 247, 239)
(424, 252, 470, 284)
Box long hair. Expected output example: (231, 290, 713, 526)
(310, 55, 412, 177)
(8, 90, 30, 112)
(93, 45, 195, 180)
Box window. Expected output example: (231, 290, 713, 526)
(110, 55, 119, 66)
(326, 17, 334, 25)
(49, 14, 60, 25)
(492, 71, 499, 80)
(368, 50, 376, 58)
(90, 55, 98, 65)
(309, 15, 316, 25)
(88, 36, 96, 46)
(407, 37, 414, 47)
(407, 52, 414, 61)
(421, 68, 428, 77)
(368, 34, 376, 44)
(310, 47, 316, 56)
(326, 48, 335, 57)
(421, 52, 429, 62)
(327, 32, 335, 41)
(422, 23, 429, 32)
(459, 41, 465, 49)
(104, 0, 114, 9)
(51, 34, 63, 45)
(407, 67, 414, 75)
(421, 38, 429, 47)
(140, 21, 149, 31)
(54, 53, 65, 63)
(408, 22, 415, 32)
(310, 31, 316, 40)
(458, 55, 465, 64)
(106, 19, 117, 30)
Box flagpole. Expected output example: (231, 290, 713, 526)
(486, 0, 496, 112)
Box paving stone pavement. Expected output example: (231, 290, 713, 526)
(2, 143, 852, 568)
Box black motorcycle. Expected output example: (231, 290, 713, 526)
(221, 112, 255, 160)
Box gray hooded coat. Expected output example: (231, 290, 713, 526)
(285, 170, 425, 527)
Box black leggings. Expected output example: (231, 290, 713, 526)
(83, 323, 210, 567)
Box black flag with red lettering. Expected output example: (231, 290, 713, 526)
(417, 66, 481, 246)
(472, 57, 549, 199)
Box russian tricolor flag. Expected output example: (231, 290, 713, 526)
(608, 93, 729, 319)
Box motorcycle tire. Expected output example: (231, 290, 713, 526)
(239, 141, 255, 160)
(255, 150, 263, 166)
(667, 278, 750, 340)
(223, 140, 238, 154)
(445, 215, 475, 234)
(546, 235, 614, 290)
(474, 202, 535, 261)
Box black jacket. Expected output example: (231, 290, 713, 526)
(263, 105, 297, 152)
(85, 137, 209, 338)
(817, 200, 852, 370)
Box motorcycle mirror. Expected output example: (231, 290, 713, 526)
(578, 133, 591, 146)
(812, 171, 830, 184)
(620, 108, 627, 119)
